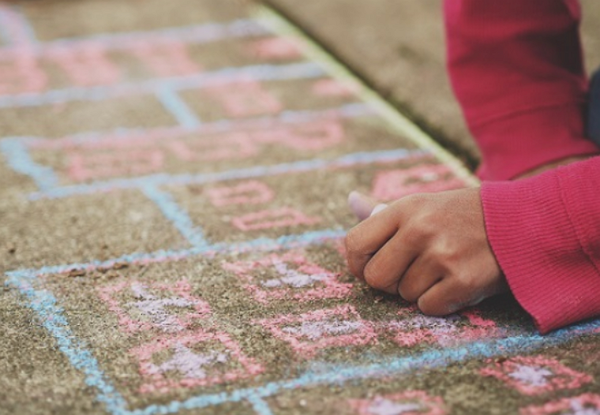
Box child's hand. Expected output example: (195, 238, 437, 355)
(345, 188, 508, 315)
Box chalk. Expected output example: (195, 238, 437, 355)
(347, 191, 387, 221)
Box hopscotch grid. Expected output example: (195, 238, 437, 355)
(5, 8, 594, 415)
(155, 85, 202, 129)
(1, 102, 373, 193)
(0, 62, 325, 108)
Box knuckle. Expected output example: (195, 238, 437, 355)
(344, 229, 364, 256)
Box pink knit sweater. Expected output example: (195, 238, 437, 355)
(444, 0, 600, 333)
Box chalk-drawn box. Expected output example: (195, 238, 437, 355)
(349, 390, 446, 415)
(97, 279, 211, 334)
(520, 393, 600, 415)
(222, 251, 352, 304)
(131, 328, 264, 394)
(480, 355, 593, 396)
(255, 305, 377, 357)
(382, 307, 499, 348)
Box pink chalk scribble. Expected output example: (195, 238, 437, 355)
(312, 79, 358, 98)
(0, 52, 47, 95)
(167, 132, 258, 162)
(255, 305, 377, 357)
(222, 251, 352, 304)
(205, 180, 275, 207)
(480, 356, 593, 396)
(383, 307, 498, 348)
(132, 329, 263, 393)
(131, 40, 201, 77)
(205, 79, 283, 118)
(350, 391, 447, 415)
(47, 45, 121, 87)
(66, 148, 164, 182)
(520, 393, 600, 415)
(231, 207, 321, 232)
(371, 164, 464, 202)
(248, 37, 303, 60)
(97, 279, 210, 334)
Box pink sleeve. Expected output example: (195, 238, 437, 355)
(444, 0, 600, 333)
(444, 0, 598, 181)
(482, 159, 600, 333)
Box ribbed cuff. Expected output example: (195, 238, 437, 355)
(481, 167, 600, 333)
(473, 103, 599, 181)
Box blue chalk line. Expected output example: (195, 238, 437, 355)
(0, 138, 58, 190)
(155, 86, 202, 129)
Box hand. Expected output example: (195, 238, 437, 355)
(345, 188, 508, 315)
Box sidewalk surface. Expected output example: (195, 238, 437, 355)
(1, 1, 599, 414)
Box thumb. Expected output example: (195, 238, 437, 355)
(348, 191, 387, 221)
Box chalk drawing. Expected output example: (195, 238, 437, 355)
(480, 356, 593, 395)
(97, 279, 210, 334)
(222, 251, 352, 304)
(249, 37, 302, 60)
(383, 307, 499, 348)
(130, 40, 201, 77)
(206, 180, 275, 207)
(312, 78, 357, 98)
(0, 51, 47, 95)
(255, 305, 377, 357)
(47, 45, 121, 87)
(231, 207, 321, 231)
(167, 132, 258, 162)
(254, 119, 346, 151)
(204, 79, 283, 118)
(349, 391, 446, 415)
(132, 329, 264, 393)
(372, 163, 465, 201)
(66, 148, 164, 182)
(520, 393, 600, 415)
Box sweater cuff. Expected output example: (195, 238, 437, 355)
(481, 167, 600, 333)
(473, 103, 599, 181)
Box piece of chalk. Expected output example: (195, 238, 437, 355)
(370, 203, 388, 217)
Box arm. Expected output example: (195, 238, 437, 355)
(444, 0, 598, 180)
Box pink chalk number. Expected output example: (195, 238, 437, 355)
(205, 80, 283, 118)
(231, 207, 321, 231)
(520, 393, 600, 415)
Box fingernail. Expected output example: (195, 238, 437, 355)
(370, 203, 388, 217)
(348, 191, 376, 221)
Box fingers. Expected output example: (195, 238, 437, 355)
(345, 204, 400, 281)
(396, 255, 441, 302)
(362, 232, 419, 294)
(417, 277, 482, 316)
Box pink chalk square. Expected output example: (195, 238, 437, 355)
(231, 207, 321, 232)
(0, 51, 47, 95)
(129, 40, 201, 77)
(204, 79, 283, 118)
(480, 355, 593, 396)
(255, 305, 377, 357)
(221, 251, 352, 304)
(132, 329, 264, 394)
(372, 164, 465, 202)
(520, 393, 600, 415)
(205, 180, 275, 207)
(66, 148, 164, 182)
(382, 307, 499, 348)
(248, 37, 303, 60)
(349, 391, 447, 415)
(46, 45, 121, 87)
(97, 279, 210, 334)
(252, 119, 345, 151)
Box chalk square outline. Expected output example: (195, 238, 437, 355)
(254, 304, 378, 357)
(349, 390, 447, 415)
(222, 250, 352, 304)
(96, 278, 211, 334)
